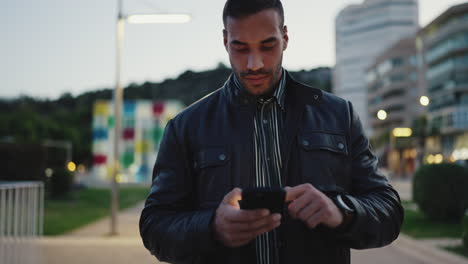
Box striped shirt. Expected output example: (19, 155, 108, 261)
(233, 69, 286, 264)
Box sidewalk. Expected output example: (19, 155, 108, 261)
(39, 202, 164, 264)
(39, 181, 468, 264)
(389, 178, 412, 201)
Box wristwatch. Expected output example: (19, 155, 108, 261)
(331, 194, 355, 230)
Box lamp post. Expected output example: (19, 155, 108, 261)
(414, 95, 430, 169)
(391, 127, 413, 178)
(111, 0, 190, 236)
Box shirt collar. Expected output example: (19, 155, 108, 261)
(232, 68, 286, 111)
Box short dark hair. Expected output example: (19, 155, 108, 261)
(222, 0, 284, 28)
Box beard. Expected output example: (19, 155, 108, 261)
(231, 57, 283, 97)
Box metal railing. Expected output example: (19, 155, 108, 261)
(0, 181, 44, 264)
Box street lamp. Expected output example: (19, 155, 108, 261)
(420, 96, 430, 106)
(377, 109, 387, 121)
(389, 127, 413, 178)
(128, 14, 191, 24)
(111, 0, 191, 236)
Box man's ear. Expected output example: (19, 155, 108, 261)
(223, 29, 228, 51)
(282, 25, 289, 50)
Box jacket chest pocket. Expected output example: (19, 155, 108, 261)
(195, 147, 232, 207)
(297, 132, 350, 188)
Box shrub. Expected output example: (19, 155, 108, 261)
(0, 143, 46, 181)
(463, 211, 468, 249)
(413, 163, 468, 221)
(49, 167, 73, 199)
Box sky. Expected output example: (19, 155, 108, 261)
(1, 0, 466, 99)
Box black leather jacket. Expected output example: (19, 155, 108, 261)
(139, 72, 403, 264)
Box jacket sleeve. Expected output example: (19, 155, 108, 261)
(139, 119, 221, 263)
(328, 101, 404, 249)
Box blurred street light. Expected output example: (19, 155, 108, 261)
(111, 0, 191, 236)
(77, 164, 86, 173)
(426, 154, 435, 164)
(377, 109, 387, 120)
(128, 14, 191, 24)
(45, 168, 53, 178)
(426, 153, 444, 164)
(420, 96, 430, 106)
(392, 127, 412, 137)
(67, 161, 77, 172)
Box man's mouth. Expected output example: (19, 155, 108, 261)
(244, 75, 269, 86)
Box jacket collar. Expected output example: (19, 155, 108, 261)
(222, 69, 323, 108)
(231, 69, 287, 111)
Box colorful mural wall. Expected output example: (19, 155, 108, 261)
(91, 100, 184, 184)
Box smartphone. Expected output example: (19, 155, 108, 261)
(239, 187, 286, 214)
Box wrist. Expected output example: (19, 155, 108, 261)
(331, 194, 355, 230)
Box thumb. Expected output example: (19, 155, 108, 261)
(223, 187, 242, 206)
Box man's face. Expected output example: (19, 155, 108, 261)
(224, 9, 288, 96)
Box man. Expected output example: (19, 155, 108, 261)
(140, 0, 403, 263)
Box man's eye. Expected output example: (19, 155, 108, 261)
(235, 48, 249, 53)
(261, 45, 275, 51)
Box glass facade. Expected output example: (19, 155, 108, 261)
(426, 54, 468, 107)
(425, 13, 468, 121)
(425, 31, 468, 63)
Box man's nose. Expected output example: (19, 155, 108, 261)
(247, 52, 264, 72)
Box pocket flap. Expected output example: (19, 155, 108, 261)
(196, 147, 230, 169)
(298, 132, 348, 155)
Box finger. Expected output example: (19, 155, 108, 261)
(230, 217, 282, 246)
(230, 213, 281, 232)
(229, 216, 279, 242)
(221, 231, 254, 248)
(228, 230, 258, 242)
(285, 183, 315, 202)
(306, 209, 325, 229)
(226, 208, 270, 222)
(288, 190, 317, 218)
(229, 237, 254, 247)
(252, 218, 281, 236)
(223, 188, 242, 206)
(297, 202, 320, 222)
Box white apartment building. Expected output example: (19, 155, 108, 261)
(334, 0, 419, 135)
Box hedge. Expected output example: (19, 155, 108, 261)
(413, 163, 468, 221)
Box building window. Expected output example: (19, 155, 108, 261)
(460, 94, 468, 106)
(377, 60, 392, 76)
(383, 88, 405, 100)
(427, 59, 454, 80)
(366, 70, 377, 84)
(390, 73, 405, 82)
(391, 57, 404, 67)
(426, 31, 468, 63)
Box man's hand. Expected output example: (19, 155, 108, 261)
(213, 188, 282, 247)
(285, 184, 343, 229)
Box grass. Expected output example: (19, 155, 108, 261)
(444, 245, 468, 258)
(401, 201, 463, 238)
(44, 186, 149, 236)
(401, 200, 468, 259)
